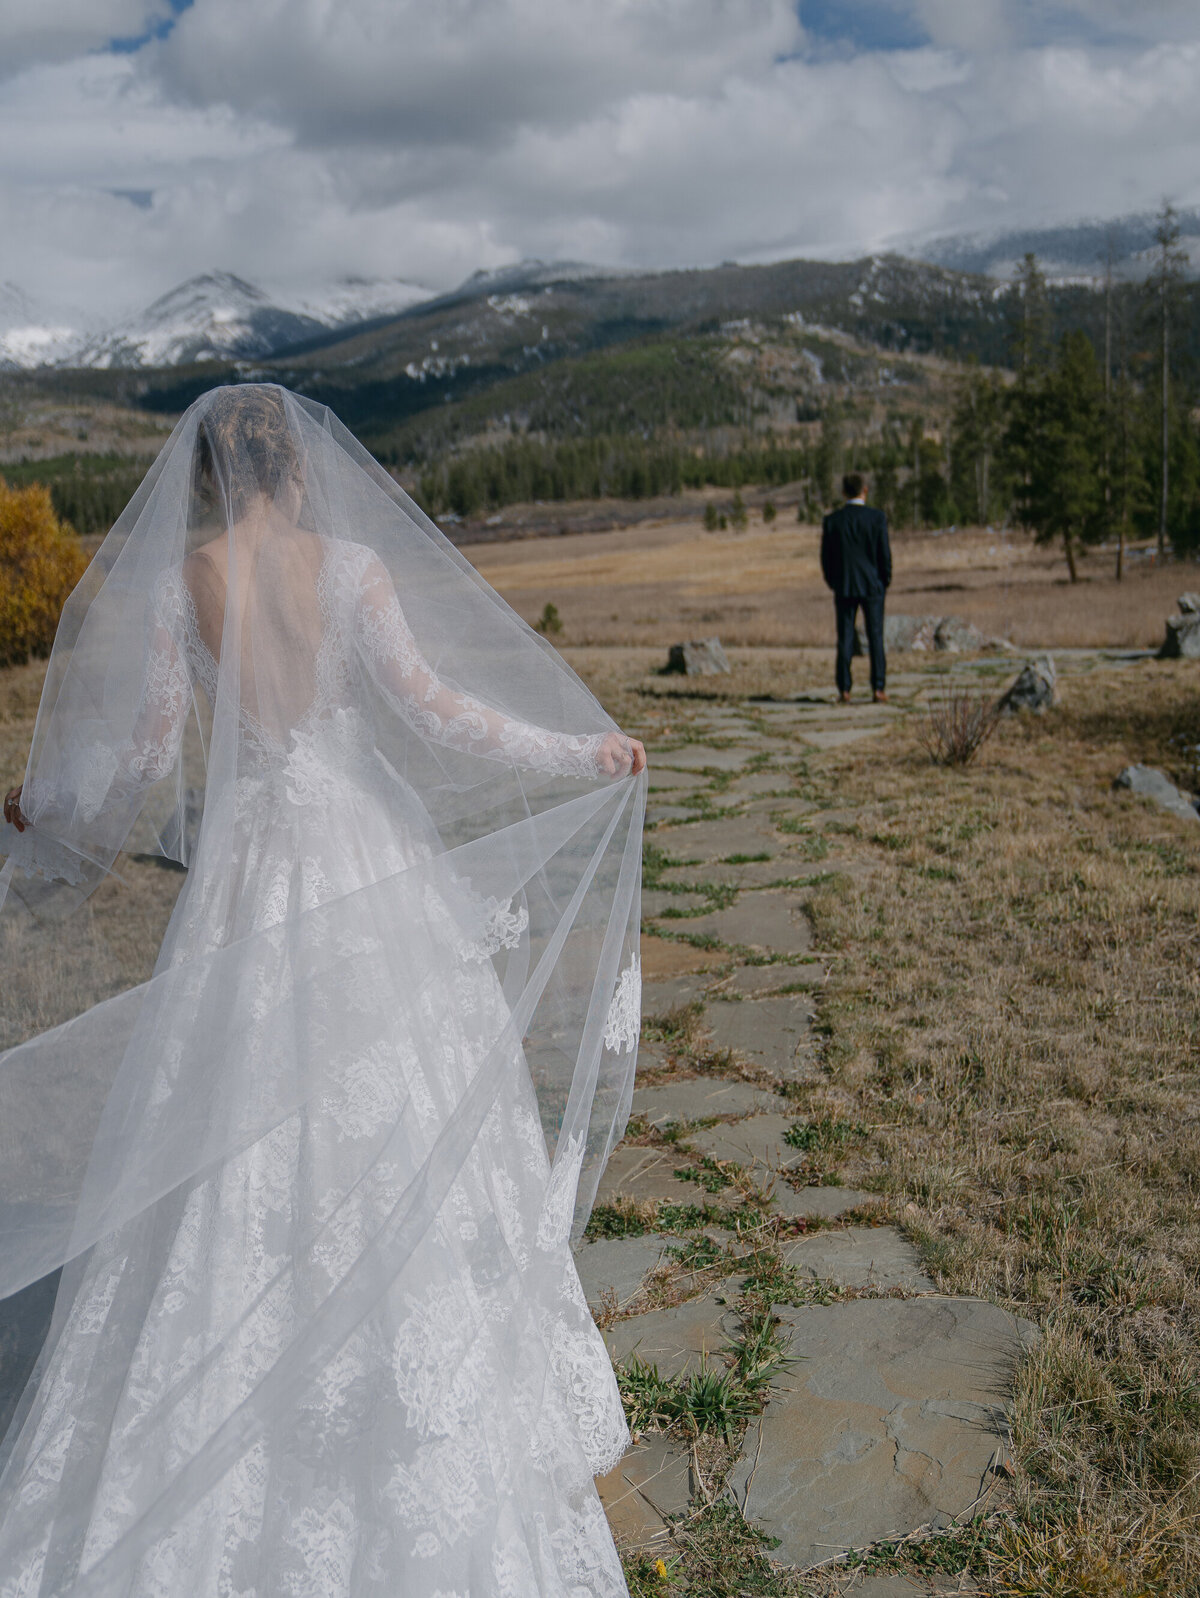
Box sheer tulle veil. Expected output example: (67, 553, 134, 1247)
(0, 384, 644, 1596)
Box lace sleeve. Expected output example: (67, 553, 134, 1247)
(75, 572, 193, 823)
(349, 553, 607, 779)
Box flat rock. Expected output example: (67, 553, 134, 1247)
(1113, 764, 1199, 823)
(632, 1078, 784, 1127)
(573, 1233, 676, 1311)
(641, 973, 711, 1014)
(770, 1184, 877, 1221)
(604, 1285, 739, 1378)
(646, 768, 712, 792)
(683, 1112, 806, 1175)
(651, 818, 777, 862)
(722, 772, 793, 799)
(654, 745, 756, 772)
(720, 964, 825, 996)
(704, 995, 815, 1078)
(593, 1145, 718, 1208)
(641, 889, 710, 917)
(684, 893, 811, 954)
(782, 1226, 936, 1292)
(729, 1297, 1037, 1570)
(663, 860, 783, 889)
(647, 804, 697, 826)
(596, 1434, 692, 1551)
(800, 724, 891, 750)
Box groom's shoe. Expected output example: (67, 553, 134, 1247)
(838, 691, 852, 704)
(873, 690, 888, 703)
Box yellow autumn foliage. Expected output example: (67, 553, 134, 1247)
(0, 476, 88, 668)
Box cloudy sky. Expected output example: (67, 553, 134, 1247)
(1, 0, 1198, 319)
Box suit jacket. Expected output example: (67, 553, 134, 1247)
(821, 503, 892, 598)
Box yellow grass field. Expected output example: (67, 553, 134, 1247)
(471, 518, 1196, 652)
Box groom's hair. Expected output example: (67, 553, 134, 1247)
(842, 472, 866, 500)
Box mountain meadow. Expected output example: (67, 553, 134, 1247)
(3, 243, 1200, 1592)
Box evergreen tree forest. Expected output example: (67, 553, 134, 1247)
(401, 211, 1200, 573)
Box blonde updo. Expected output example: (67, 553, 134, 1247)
(194, 384, 303, 520)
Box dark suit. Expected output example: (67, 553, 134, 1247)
(821, 500, 892, 694)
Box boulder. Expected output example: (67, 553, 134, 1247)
(1113, 765, 1199, 823)
(998, 655, 1057, 714)
(1158, 611, 1200, 660)
(663, 637, 731, 676)
(932, 616, 988, 653)
(884, 615, 939, 652)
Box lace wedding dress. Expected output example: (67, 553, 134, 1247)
(0, 388, 643, 1597)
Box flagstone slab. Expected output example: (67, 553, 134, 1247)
(722, 772, 795, 799)
(594, 1145, 722, 1209)
(632, 1078, 784, 1127)
(682, 1112, 806, 1175)
(596, 1434, 692, 1551)
(646, 769, 713, 792)
(647, 804, 697, 826)
(574, 1233, 677, 1311)
(769, 1184, 878, 1221)
(662, 859, 787, 889)
(641, 889, 710, 917)
(684, 893, 811, 954)
(604, 1285, 740, 1378)
(782, 1226, 936, 1293)
(653, 746, 758, 772)
(720, 964, 825, 996)
(800, 723, 892, 750)
(729, 1297, 1037, 1570)
(652, 818, 778, 862)
(641, 973, 712, 1014)
(703, 995, 816, 1077)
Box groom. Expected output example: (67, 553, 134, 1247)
(820, 472, 892, 703)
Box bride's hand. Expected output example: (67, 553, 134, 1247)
(596, 733, 647, 778)
(4, 784, 27, 833)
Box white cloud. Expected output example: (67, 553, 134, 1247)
(0, 0, 171, 77)
(0, 0, 1199, 321)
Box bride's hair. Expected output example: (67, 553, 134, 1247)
(193, 384, 303, 521)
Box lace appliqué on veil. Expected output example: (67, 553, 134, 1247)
(603, 952, 641, 1055)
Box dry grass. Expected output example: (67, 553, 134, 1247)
(474, 519, 1199, 651)
(778, 661, 1200, 1594)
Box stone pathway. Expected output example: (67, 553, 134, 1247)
(578, 656, 1092, 1591)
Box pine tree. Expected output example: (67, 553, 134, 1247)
(1010, 331, 1106, 582)
(949, 364, 1004, 524)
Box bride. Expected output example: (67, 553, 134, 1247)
(0, 385, 646, 1597)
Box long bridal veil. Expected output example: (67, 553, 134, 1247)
(0, 385, 643, 1596)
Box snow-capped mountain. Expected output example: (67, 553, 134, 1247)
(0, 281, 94, 369)
(70, 273, 322, 369)
(916, 208, 1200, 283)
(0, 271, 434, 371)
(283, 275, 431, 329)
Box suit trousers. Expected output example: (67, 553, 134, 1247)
(835, 594, 886, 694)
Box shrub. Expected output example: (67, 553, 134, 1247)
(534, 601, 563, 636)
(0, 477, 88, 667)
(918, 687, 1002, 767)
(730, 489, 748, 530)
(762, 500, 776, 524)
(703, 500, 720, 531)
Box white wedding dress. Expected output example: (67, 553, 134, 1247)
(0, 389, 643, 1598)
